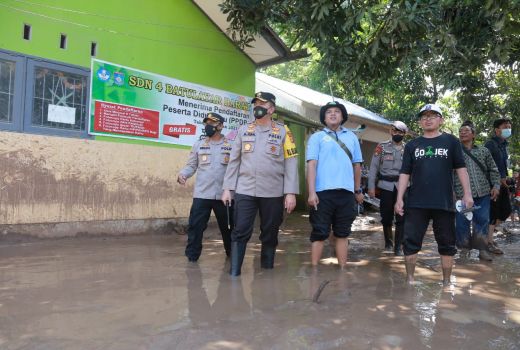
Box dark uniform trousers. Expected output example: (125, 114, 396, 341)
(232, 193, 284, 247)
(379, 187, 404, 227)
(185, 198, 234, 261)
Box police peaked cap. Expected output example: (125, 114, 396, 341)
(203, 113, 225, 124)
(319, 101, 348, 125)
(251, 91, 276, 105)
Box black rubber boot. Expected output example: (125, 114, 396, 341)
(230, 241, 247, 276)
(260, 245, 276, 269)
(383, 225, 394, 251)
(394, 224, 403, 256)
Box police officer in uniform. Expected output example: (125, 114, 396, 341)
(368, 121, 408, 255)
(222, 92, 299, 276)
(178, 113, 234, 262)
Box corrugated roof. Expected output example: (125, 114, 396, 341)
(256, 73, 391, 126)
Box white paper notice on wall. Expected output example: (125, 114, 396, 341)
(47, 104, 76, 124)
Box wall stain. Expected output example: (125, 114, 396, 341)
(0, 149, 177, 223)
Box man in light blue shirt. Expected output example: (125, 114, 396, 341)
(306, 101, 364, 268)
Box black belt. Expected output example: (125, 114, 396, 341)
(379, 175, 399, 182)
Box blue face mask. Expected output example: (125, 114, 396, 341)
(501, 128, 512, 138)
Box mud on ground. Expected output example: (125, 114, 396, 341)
(0, 212, 519, 349)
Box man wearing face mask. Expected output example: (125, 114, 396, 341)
(178, 113, 234, 262)
(485, 118, 513, 254)
(368, 121, 408, 256)
(222, 92, 299, 276)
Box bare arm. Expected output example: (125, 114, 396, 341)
(353, 163, 363, 204)
(307, 160, 318, 209)
(394, 173, 410, 216)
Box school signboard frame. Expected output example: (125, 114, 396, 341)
(89, 59, 252, 145)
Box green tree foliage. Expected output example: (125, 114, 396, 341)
(222, 0, 519, 85)
(223, 0, 519, 167)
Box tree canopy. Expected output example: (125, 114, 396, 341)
(222, 0, 519, 86)
(222, 0, 520, 168)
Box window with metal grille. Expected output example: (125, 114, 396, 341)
(0, 49, 90, 138)
(30, 66, 87, 131)
(0, 58, 16, 123)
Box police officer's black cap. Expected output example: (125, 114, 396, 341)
(203, 113, 224, 124)
(251, 91, 276, 105)
(319, 101, 348, 125)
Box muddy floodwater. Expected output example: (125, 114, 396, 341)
(1, 214, 519, 349)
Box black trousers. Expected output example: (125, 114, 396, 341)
(379, 187, 404, 227)
(231, 193, 284, 247)
(185, 198, 233, 260)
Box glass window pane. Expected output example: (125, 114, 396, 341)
(0, 58, 16, 123)
(31, 66, 88, 130)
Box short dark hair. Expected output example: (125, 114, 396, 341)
(460, 120, 475, 134)
(493, 118, 511, 129)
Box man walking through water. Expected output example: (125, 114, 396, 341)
(222, 92, 299, 276)
(395, 104, 473, 285)
(306, 101, 364, 268)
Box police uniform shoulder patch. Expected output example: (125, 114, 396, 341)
(374, 144, 384, 156)
(283, 125, 298, 159)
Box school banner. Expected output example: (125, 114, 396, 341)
(89, 59, 252, 145)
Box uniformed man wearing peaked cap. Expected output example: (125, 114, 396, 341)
(222, 91, 299, 276)
(178, 112, 234, 262)
(368, 120, 408, 255)
(203, 112, 225, 124)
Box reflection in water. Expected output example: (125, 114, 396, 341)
(1, 222, 519, 349)
(186, 264, 251, 327)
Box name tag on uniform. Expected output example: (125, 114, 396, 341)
(268, 133, 282, 144)
(383, 155, 394, 161)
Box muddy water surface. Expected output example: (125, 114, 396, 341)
(0, 214, 519, 349)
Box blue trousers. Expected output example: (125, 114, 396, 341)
(455, 195, 490, 249)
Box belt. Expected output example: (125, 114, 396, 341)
(379, 175, 399, 182)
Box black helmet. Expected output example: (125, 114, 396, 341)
(319, 101, 348, 125)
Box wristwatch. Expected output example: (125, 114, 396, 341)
(354, 189, 363, 194)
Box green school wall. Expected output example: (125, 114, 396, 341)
(0, 0, 255, 95)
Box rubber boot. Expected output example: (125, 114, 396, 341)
(383, 225, 394, 251)
(260, 245, 276, 269)
(394, 224, 403, 256)
(230, 241, 247, 276)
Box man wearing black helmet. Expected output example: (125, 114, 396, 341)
(222, 92, 299, 276)
(306, 101, 364, 268)
(178, 112, 234, 262)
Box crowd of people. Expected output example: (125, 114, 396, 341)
(177, 91, 517, 285)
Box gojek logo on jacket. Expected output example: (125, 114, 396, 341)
(414, 146, 448, 158)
